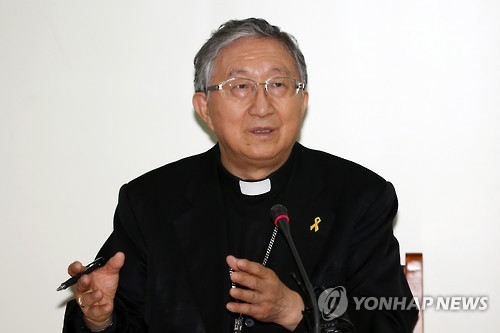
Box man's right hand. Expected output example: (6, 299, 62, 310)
(68, 252, 125, 331)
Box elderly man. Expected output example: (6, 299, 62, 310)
(62, 18, 417, 332)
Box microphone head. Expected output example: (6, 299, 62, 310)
(270, 204, 289, 227)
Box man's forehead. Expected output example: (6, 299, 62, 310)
(212, 39, 298, 80)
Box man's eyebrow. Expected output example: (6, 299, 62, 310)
(226, 67, 293, 79)
(269, 67, 292, 76)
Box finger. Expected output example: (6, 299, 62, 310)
(85, 302, 114, 321)
(229, 270, 263, 292)
(227, 255, 267, 278)
(83, 289, 105, 306)
(72, 273, 92, 294)
(78, 290, 110, 316)
(79, 290, 114, 324)
(77, 291, 92, 310)
(237, 259, 267, 278)
(226, 255, 239, 271)
(229, 285, 260, 304)
(230, 264, 281, 293)
(68, 261, 85, 277)
(227, 300, 256, 315)
(103, 252, 125, 274)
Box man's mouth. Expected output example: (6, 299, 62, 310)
(251, 128, 273, 134)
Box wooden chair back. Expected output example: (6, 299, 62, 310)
(403, 253, 424, 333)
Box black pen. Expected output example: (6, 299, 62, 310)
(56, 257, 106, 291)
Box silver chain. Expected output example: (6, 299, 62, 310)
(231, 225, 279, 332)
(261, 226, 278, 267)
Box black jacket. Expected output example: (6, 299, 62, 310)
(63, 143, 418, 332)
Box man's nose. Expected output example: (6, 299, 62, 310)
(248, 83, 275, 116)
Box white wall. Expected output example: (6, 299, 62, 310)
(1, 0, 499, 331)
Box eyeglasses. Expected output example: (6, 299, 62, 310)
(206, 77, 306, 101)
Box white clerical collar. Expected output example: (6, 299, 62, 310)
(239, 178, 271, 196)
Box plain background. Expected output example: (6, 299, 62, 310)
(1, 0, 499, 331)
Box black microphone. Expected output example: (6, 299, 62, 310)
(270, 204, 320, 333)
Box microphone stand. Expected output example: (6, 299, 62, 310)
(273, 209, 320, 333)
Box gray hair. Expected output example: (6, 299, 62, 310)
(193, 18, 308, 92)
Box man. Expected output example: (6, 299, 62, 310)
(62, 18, 417, 332)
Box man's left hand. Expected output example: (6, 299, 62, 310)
(226, 255, 304, 331)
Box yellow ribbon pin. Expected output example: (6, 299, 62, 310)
(310, 217, 321, 232)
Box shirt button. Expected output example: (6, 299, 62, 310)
(244, 317, 255, 327)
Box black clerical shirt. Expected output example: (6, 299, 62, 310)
(217, 147, 304, 332)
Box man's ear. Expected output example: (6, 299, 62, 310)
(301, 91, 309, 117)
(192, 92, 214, 131)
